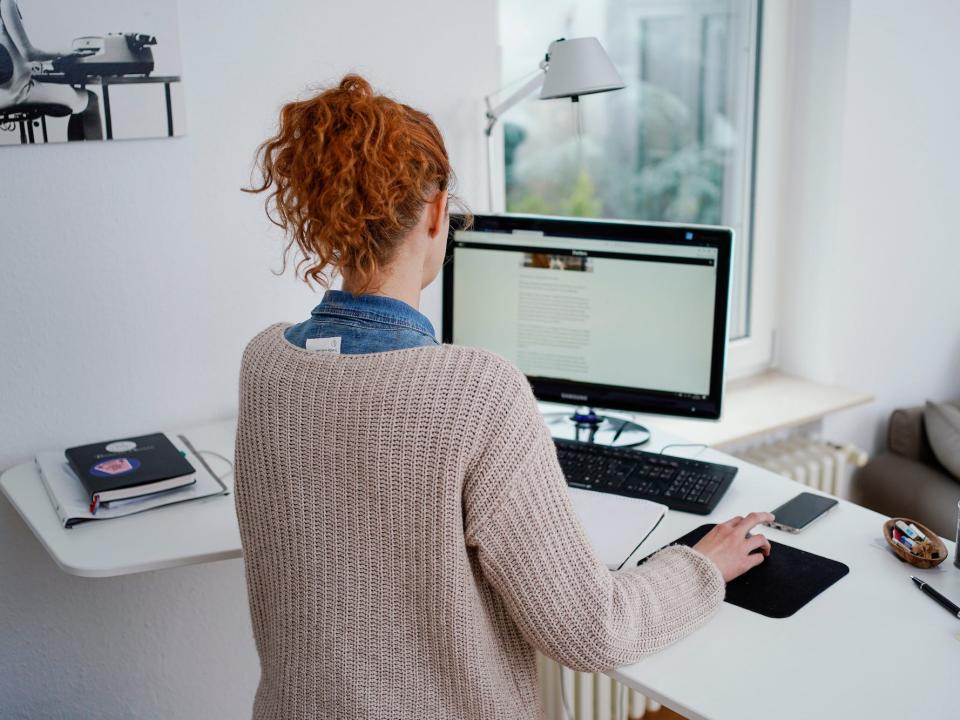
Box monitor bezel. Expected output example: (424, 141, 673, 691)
(441, 213, 733, 420)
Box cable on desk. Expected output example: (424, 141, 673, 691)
(194, 449, 234, 481)
(609, 417, 645, 447)
(659, 442, 708, 459)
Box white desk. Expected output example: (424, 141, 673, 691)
(2, 416, 958, 719)
(0, 419, 241, 577)
(618, 435, 959, 720)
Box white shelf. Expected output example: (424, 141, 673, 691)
(0, 419, 240, 577)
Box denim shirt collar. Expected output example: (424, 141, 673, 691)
(311, 290, 437, 341)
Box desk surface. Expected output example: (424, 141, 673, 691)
(2, 415, 958, 719)
(617, 438, 959, 720)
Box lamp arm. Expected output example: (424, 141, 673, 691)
(484, 70, 545, 136)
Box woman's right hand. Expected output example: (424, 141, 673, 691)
(692, 512, 774, 582)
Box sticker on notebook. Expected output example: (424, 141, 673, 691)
(306, 336, 342, 354)
(90, 457, 141, 477)
(105, 440, 137, 453)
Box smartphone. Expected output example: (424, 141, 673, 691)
(766, 492, 838, 533)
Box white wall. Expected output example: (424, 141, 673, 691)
(776, 0, 960, 455)
(0, 1, 498, 716)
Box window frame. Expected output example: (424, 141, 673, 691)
(724, 0, 785, 378)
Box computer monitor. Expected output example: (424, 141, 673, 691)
(442, 214, 733, 421)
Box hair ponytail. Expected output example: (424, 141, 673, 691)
(246, 74, 464, 290)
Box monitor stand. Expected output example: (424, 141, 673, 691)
(542, 406, 651, 448)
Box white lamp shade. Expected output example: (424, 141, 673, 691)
(539, 37, 625, 100)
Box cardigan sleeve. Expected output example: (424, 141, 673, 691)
(464, 362, 725, 672)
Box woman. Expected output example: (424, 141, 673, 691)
(236, 74, 772, 720)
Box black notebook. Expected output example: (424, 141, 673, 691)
(647, 523, 850, 618)
(65, 433, 196, 509)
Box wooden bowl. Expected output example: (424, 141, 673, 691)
(883, 517, 947, 569)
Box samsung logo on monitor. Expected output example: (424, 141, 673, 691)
(561, 392, 589, 402)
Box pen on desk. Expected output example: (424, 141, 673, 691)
(911, 576, 960, 618)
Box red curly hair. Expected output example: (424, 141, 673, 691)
(246, 74, 461, 291)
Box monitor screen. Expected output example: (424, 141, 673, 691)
(442, 215, 733, 419)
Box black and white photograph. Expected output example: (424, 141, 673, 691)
(0, 0, 184, 146)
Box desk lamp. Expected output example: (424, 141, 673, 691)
(483, 37, 625, 209)
(481, 39, 641, 444)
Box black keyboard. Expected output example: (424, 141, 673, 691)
(554, 438, 737, 514)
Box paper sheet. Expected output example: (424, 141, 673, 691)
(569, 488, 667, 570)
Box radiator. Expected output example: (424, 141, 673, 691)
(537, 654, 661, 720)
(733, 435, 867, 496)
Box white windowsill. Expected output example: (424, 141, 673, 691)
(630, 371, 874, 449)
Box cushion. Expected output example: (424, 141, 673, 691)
(924, 401, 960, 481)
(851, 452, 959, 538)
(888, 405, 936, 462)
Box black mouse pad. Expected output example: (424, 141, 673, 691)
(646, 523, 850, 619)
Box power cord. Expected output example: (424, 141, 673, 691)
(659, 442, 708, 459)
(194, 449, 234, 481)
(608, 417, 641, 446)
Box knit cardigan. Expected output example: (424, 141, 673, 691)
(234, 324, 725, 720)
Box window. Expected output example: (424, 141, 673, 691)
(498, 0, 762, 343)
